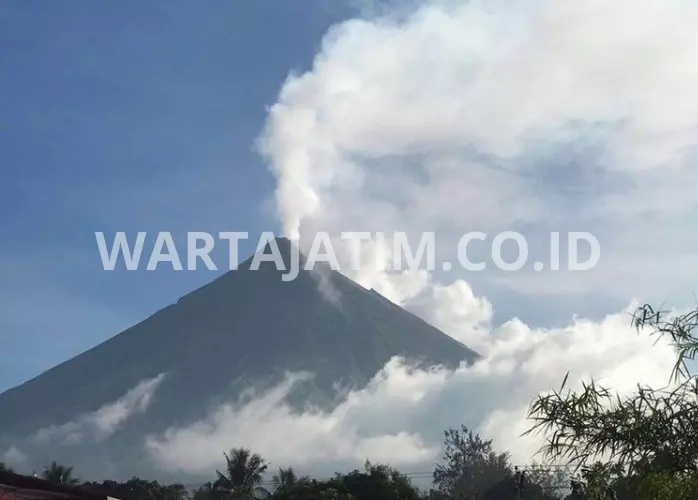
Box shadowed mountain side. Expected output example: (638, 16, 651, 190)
(0, 238, 479, 477)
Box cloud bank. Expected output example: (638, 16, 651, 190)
(145, 370, 436, 474)
(1, 446, 27, 468)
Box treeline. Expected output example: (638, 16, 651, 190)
(1, 427, 571, 500)
(3, 303, 698, 499)
(183, 429, 569, 500)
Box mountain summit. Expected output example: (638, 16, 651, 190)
(0, 237, 479, 478)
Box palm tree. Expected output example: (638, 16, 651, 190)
(214, 448, 268, 499)
(271, 466, 310, 494)
(41, 461, 79, 485)
(192, 482, 225, 500)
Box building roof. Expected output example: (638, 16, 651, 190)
(0, 484, 79, 500)
(0, 471, 111, 500)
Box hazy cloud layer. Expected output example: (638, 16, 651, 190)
(145, 371, 436, 474)
(33, 373, 166, 446)
(1, 446, 27, 468)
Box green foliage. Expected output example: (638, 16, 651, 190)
(214, 448, 269, 500)
(633, 470, 698, 500)
(84, 477, 187, 500)
(524, 464, 570, 498)
(525, 303, 698, 499)
(432, 425, 513, 498)
(271, 466, 310, 495)
(41, 461, 79, 485)
(268, 460, 423, 500)
(340, 460, 423, 500)
(561, 462, 625, 500)
(559, 464, 698, 500)
(191, 481, 223, 500)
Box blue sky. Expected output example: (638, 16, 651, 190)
(0, 0, 354, 391)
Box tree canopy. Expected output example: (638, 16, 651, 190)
(526, 304, 698, 499)
(41, 460, 79, 485)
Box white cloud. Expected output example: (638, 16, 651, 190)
(2, 446, 27, 467)
(33, 373, 166, 446)
(406, 279, 493, 352)
(144, 370, 437, 474)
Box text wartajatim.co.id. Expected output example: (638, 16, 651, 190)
(94, 231, 600, 279)
(95, 231, 600, 281)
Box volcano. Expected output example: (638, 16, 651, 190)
(0, 237, 479, 479)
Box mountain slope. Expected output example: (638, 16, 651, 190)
(0, 237, 478, 478)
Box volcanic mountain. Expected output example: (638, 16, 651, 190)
(0, 237, 479, 479)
